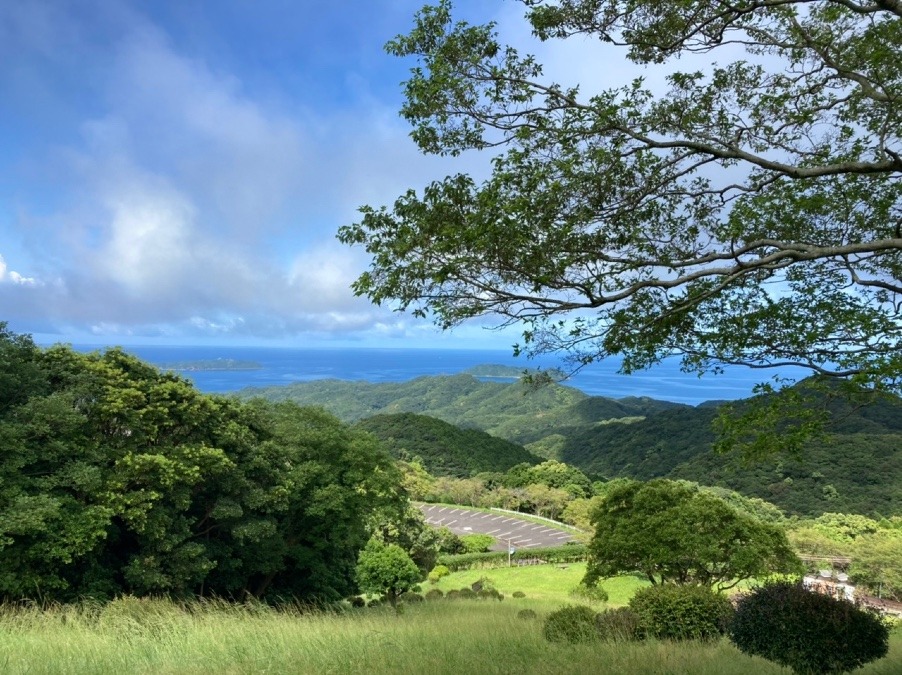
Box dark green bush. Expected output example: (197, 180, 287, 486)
(458, 587, 477, 600)
(477, 588, 503, 601)
(542, 605, 599, 644)
(445, 589, 461, 600)
(512, 591, 526, 598)
(628, 584, 733, 641)
(518, 609, 537, 620)
(348, 596, 366, 608)
(596, 607, 643, 642)
(399, 591, 424, 603)
(570, 582, 609, 603)
(367, 598, 383, 608)
(729, 582, 890, 674)
(425, 589, 444, 601)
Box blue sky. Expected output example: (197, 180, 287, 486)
(0, 0, 645, 348)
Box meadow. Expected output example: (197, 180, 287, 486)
(1, 565, 899, 675)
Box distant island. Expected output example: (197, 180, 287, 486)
(160, 358, 262, 372)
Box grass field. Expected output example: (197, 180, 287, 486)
(0, 566, 899, 674)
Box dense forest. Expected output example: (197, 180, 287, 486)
(243, 376, 902, 517)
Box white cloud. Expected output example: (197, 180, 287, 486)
(0, 254, 38, 285)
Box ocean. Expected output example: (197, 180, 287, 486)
(65, 344, 807, 406)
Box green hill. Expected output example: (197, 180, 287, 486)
(238, 374, 683, 445)
(353, 412, 539, 477)
(239, 373, 902, 517)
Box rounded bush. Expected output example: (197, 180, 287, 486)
(367, 598, 383, 608)
(425, 589, 444, 601)
(458, 587, 477, 600)
(518, 609, 537, 620)
(570, 582, 609, 603)
(399, 591, 424, 603)
(542, 605, 599, 644)
(596, 607, 643, 642)
(347, 596, 366, 608)
(628, 584, 733, 641)
(477, 588, 503, 601)
(512, 591, 526, 599)
(427, 565, 450, 584)
(729, 582, 890, 674)
(445, 589, 461, 600)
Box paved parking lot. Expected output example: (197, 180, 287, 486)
(417, 503, 577, 551)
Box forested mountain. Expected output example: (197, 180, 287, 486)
(239, 374, 683, 444)
(242, 374, 902, 517)
(354, 413, 539, 477)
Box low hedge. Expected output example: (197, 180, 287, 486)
(437, 543, 587, 571)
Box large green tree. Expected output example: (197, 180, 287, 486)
(339, 1, 902, 416)
(0, 327, 402, 602)
(584, 479, 802, 589)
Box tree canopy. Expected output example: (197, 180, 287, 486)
(339, 0, 902, 399)
(584, 479, 802, 589)
(0, 325, 402, 603)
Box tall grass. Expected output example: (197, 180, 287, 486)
(0, 595, 899, 674)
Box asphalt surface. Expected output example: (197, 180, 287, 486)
(417, 503, 577, 551)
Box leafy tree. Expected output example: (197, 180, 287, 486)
(338, 0, 902, 450)
(585, 480, 802, 589)
(0, 331, 402, 603)
(355, 538, 422, 609)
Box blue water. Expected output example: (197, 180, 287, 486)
(67, 345, 806, 406)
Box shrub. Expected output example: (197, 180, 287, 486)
(458, 587, 477, 600)
(399, 591, 424, 603)
(596, 607, 643, 642)
(347, 596, 366, 608)
(512, 591, 526, 599)
(427, 565, 450, 584)
(570, 582, 609, 603)
(542, 605, 599, 644)
(477, 588, 503, 601)
(445, 589, 461, 600)
(471, 576, 495, 592)
(367, 598, 383, 608)
(460, 533, 495, 553)
(518, 609, 537, 620)
(628, 584, 733, 641)
(729, 582, 890, 674)
(425, 589, 444, 601)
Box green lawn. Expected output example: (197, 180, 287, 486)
(431, 562, 647, 606)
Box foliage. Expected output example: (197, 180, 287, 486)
(339, 0, 902, 450)
(368, 502, 443, 574)
(427, 564, 450, 584)
(628, 584, 734, 642)
(570, 582, 609, 604)
(398, 591, 424, 603)
(729, 582, 891, 674)
(595, 607, 643, 642)
(355, 412, 539, 476)
(460, 533, 495, 553)
(0, 330, 400, 603)
(512, 591, 526, 598)
(477, 588, 503, 601)
(425, 588, 444, 600)
(542, 605, 598, 644)
(354, 539, 422, 609)
(517, 608, 537, 620)
(585, 480, 802, 589)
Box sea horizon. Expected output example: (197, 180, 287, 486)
(44, 342, 811, 407)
